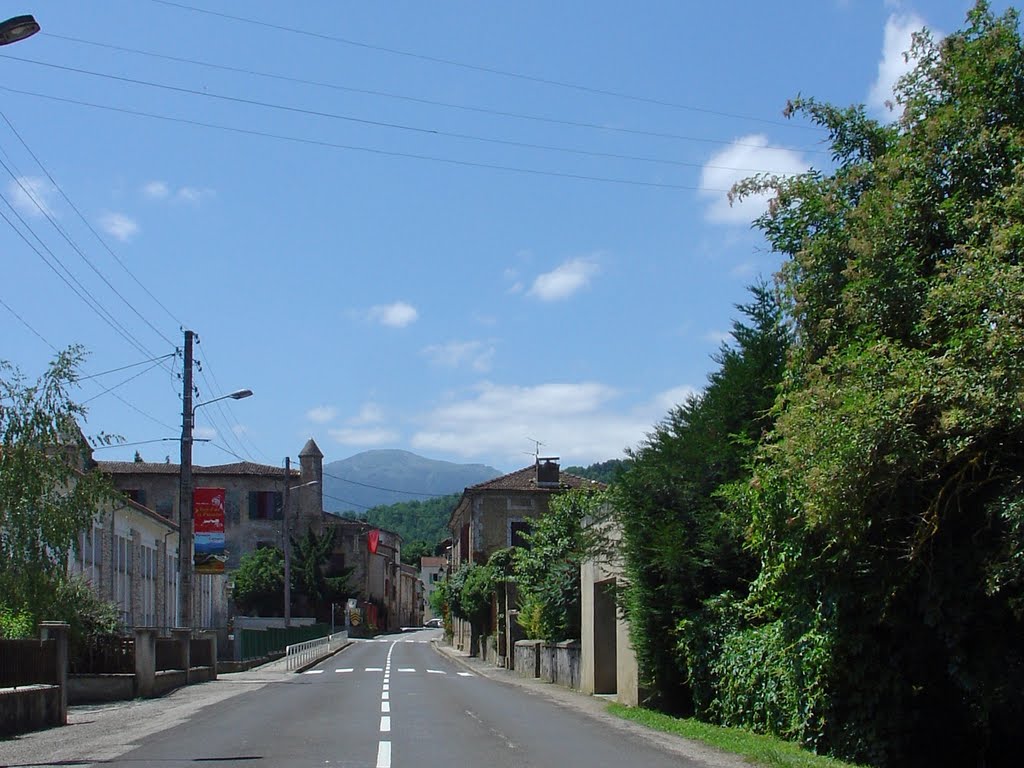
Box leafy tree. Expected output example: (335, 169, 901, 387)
(563, 459, 630, 484)
(291, 525, 352, 620)
(613, 281, 788, 712)
(0, 347, 118, 630)
(722, 5, 1024, 764)
(513, 489, 607, 642)
(232, 546, 284, 616)
(365, 493, 460, 549)
(401, 539, 433, 566)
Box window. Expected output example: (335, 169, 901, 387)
(510, 520, 531, 549)
(431, 572, 439, 582)
(248, 490, 283, 520)
(124, 488, 147, 506)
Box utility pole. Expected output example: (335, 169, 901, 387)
(283, 456, 291, 628)
(177, 329, 194, 631)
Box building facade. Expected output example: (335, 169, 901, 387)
(419, 556, 447, 621)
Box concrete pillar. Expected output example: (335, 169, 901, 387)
(201, 630, 218, 680)
(134, 627, 158, 698)
(155, 536, 167, 631)
(172, 627, 191, 683)
(39, 622, 69, 725)
(130, 530, 143, 628)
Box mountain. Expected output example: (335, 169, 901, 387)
(321, 449, 502, 514)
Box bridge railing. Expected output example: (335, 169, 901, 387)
(284, 631, 348, 671)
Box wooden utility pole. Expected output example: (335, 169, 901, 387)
(177, 329, 194, 631)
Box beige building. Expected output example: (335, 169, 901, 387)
(447, 458, 602, 655)
(419, 556, 447, 621)
(323, 519, 404, 631)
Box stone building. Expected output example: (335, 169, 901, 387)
(419, 556, 447, 621)
(323, 518, 404, 631)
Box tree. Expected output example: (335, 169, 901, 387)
(724, 5, 1024, 763)
(0, 347, 118, 633)
(232, 547, 284, 616)
(290, 525, 352, 620)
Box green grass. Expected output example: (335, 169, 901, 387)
(607, 703, 866, 768)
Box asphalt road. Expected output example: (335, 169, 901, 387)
(1, 630, 737, 768)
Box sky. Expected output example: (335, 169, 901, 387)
(0, 0, 1005, 474)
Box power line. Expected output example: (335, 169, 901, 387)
(195, 341, 270, 463)
(0, 55, 811, 176)
(322, 491, 373, 511)
(0, 111, 186, 332)
(0, 294, 57, 351)
(149, 0, 823, 131)
(81, 357, 170, 404)
(78, 353, 176, 380)
(42, 32, 830, 156)
(320, 469, 451, 499)
(0, 85, 720, 192)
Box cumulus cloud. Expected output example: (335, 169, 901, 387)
(527, 257, 600, 301)
(699, 135, 810, 225)
(410, 380, 697, 466)
(350, 403, 384, 425)
(368, 301, 419, 328)
(328, 427, 399, 447)
(8, 176, 56, 218)
(306, 405, 338, 424)
(422, 340, 495, 372)
(867, 13, 930, 118)
(98, 212, 139, 242)
(142, 180, 214, 204)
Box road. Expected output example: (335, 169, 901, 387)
(0, 629, 738, 768)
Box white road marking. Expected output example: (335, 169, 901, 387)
(381, 702, 390, 713)
(303, 670, 324, 675)
(380, 716, 391, 732)
(426, 669, 446, 675)
(382, 683, 389, 691)
(335, 668, 353, 673)
(366, 667, 384, 672)
(382, 691, 389, 700)
(457, 672, 475, 677)
(376, 741, 391, 768)
(398, 667, 416, 672)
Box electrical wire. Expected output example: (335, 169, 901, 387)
(39, 33, 830, 158)
(78, 353, 176, 380)
(149, 0, 824, 132)
(320, 469, 451, 498)
(81, 357, 170, 404)
(0, 85, 722, 192)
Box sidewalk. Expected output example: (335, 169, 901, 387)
(431, 640, 748, 768)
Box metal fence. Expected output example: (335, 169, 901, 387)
(285, 631, 347, 671)
(69, 635, 134, 675)
(0, 638, 57, 687)
(239, 624, 330, 661)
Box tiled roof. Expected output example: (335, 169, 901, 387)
(98, 460, 298, 477)
(420, 556, 447, 568)
(464, 465, 605, 492)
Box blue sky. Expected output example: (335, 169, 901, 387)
(0, 1, 1000, 473)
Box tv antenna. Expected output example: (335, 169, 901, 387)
(526, 437, 544, 462)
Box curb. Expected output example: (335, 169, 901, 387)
(294, 641, 353, 673)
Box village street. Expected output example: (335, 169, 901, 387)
(0, 629, 742, 768)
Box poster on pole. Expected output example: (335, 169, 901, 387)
(194, 487, 226, 574)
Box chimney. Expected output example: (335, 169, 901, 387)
(536, 456, 560, 488)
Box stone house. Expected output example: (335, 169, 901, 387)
(323, 518, 404, 631)
(397, 563, 422, 628)
(419, 556, 447, 621)
(96, 439, 325, 642)
(447, 458, 603, 656)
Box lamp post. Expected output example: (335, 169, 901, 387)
(0, 15, 39, 46)
(282, 461, 320, 628)
(177, 330, 252, 632)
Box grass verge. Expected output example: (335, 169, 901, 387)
(606, 703, 865, 768)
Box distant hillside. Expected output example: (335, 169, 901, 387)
(321, 449, 501, 514)
(564, 459, 631, 484)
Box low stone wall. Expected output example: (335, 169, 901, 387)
(154, 669, 188, 696)
(533, 641, 581, 690)
(514, 640, 542, 679)
(68, 674, 134, 704)
(0, 685, 62, 736)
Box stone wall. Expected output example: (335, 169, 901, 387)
(0, 686, 62, 737)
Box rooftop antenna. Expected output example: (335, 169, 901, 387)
(526, 437, 544, 463)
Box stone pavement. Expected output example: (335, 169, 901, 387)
(430, 640, 749, 768)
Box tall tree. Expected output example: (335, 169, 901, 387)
(0, 347, 117, 633)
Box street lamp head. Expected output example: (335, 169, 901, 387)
(0, 15, 39, 46)
(229, 389, 253, 400)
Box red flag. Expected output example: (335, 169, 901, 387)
(368, 528, 380, 554)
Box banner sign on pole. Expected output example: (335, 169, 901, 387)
(194, 487, 226, 574)
(368, 528, 380, 554)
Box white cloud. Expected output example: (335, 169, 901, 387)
(867, 13, 930, 118)
(699, 135, 810, 225)
(410, 380, 697, 466)
(652, 385, 699, 413)
(176, 186, 213, 204)
(142, 180, 169, 199)
(8, 176, 56, 218)
(350, 403, 384, 425)
(194, 426, 218, 440)
(306, 405, 338, 424)
(368, 301, 419, 328)
(527, 257, 600, 301)
(328, 427, 399, 447)
(422, 340, 495, 372)
(98, 212, 139, 242)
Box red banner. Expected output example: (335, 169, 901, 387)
(368, 528, 380, 554)
(193, 488, 226, 574)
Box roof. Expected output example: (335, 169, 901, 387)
(299, 438, 323, 459)
(420, 556, 446, 568)
(98, 460, 298, 478)
(448, 464, 607, 530)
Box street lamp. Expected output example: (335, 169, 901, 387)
(177, 366, 253, 632)
(0, 15, 39, 46)
(283, 474, 320, 628)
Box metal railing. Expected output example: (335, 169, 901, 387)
(284, 631, 347, 671)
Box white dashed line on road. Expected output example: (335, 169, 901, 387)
(457, 672, 475, 677)
(381, 702, 390, 713)
(426, 669, 446, 675)
(335, 668, 353, 673)
(376, 741, 391, 768)
(398, 667, 416, 672)
(365, 667, 384, 672)
(303, 670, 324, 675)
(380, 715, 391, 732)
